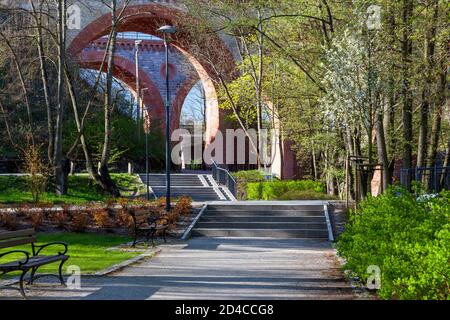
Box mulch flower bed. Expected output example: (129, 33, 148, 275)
(0, 197, 194, 237)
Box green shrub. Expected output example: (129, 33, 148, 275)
(261, 181, 286, 200)
(232, 170, 266, 182)
(287, 180, 326, 193)
(277, 190, 337, 201)
(232, 170, 266, 200)
(247, 182, 263, 200)
(337, 188, 450, 300)
(247, 180, 326, 200)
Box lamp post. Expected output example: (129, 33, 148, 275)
(157, 25, 176, 212)
(141, 88, 151, 201)
(135, 40, 143, 141)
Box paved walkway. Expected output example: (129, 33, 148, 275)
(0, 238, 357, 300)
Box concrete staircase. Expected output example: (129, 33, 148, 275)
(139, 174, 231, 202)
(192, 203, 333, 240)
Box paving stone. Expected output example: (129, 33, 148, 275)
(0, 237, 364, 300)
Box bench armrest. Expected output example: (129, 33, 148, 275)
(148, 217, 169, 227)
(34, 242, 68, 256)
(158, 217, 169, 226)
(150, 217, 169, 228)
(0, 250, 30, 266)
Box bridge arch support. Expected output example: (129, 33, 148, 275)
(68, 2, 235, 145)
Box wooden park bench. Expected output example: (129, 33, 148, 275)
(0, 229, 69, 299)
(129, 209, 169, 247)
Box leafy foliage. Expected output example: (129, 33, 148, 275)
(337, 188, 450, 300)
(64, 111, 165, 169)
(277, 190, 337, 201)
(232, 170, 266, 200)
(0, 174, 140, 205)
(22, 143, 51, 203)
(247, 180, 326, 200)
(173, 196, 193, 216)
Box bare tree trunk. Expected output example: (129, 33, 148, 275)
(354, 127, 367, 199)
(30, 0, 54, 163)
(99, 0, 120, 197)
(0, 32, 33, 140)
(417, 0, 438, 168)
(256, 9, 264, 170)
(54, 0, 67, 195)
(311, 143, 318, 180)
(401, 0, 414, 170)
(426, 41, 448, 168)
(345, 126, 355, 200)
(236, 15, 264, 169)
(375, 108, 390, 192)
(441, 139, 450, 187)
(386, 4, 398, 176)
(64, 64, 104, 187)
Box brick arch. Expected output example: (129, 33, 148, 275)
(68, 3, 235, 144)
(79, 51, 165, 122)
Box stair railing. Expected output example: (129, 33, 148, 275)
(211, 160, 237, 198)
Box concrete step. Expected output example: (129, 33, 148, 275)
(200, 215, 326, 223)
(191, 202, 330, 239)
(195, 222, 327, 229)
(206, 205, 325, 212)
(154, 190, 219, 198)
(144, 182, 203, 186)
(139, 173, 232, 202)
(153, 191, 219, 196)
(141, 179, 203, 187)
(152, 187, 223, 202)
(191, 228, 329, 239)
(204, 210, 325, 217)
(140, 174, 203, 185)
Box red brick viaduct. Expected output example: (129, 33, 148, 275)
(64, 0, 298, 178)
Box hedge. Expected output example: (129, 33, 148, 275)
(232, 170, 266, 200)
(337, 188, 450, 300)
(247, 180, 326, 200)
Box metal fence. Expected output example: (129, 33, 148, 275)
(211, 161, 237, 198)
(400, 166, 450, 193)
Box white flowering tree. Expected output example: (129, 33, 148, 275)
(320, 19, 390, 196)
(320, 29, 372, 143)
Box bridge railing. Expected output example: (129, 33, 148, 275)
(211, 160, 237, 198)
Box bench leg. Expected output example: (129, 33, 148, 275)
(19, 269, 29, 299)
(162, 229, 167, 243)
(132, 232, 138, 247)
(58, 259, 67, 286)
(151, 230, 156, 247)
(28, 267, 38, 285)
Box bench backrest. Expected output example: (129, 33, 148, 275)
(0, 229, 36, 249)
(130, 209, 151, 227)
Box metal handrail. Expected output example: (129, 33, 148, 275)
(212, 160, 237, 183)
(211, 160, 237, 197)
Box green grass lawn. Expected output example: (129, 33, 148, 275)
(0, 174, 140, 205)
(0, 233, 141, 276)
